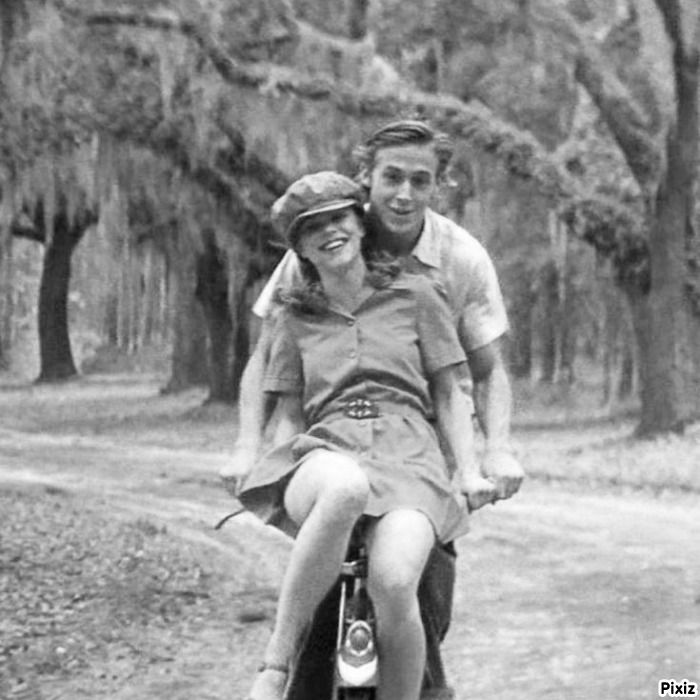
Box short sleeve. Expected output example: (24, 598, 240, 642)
(252, 251, 303, 319)
(263, 310, 304, 394)
(413, 277, 467, 375)
(457, 246, 509, 351)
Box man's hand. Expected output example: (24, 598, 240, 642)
(219, 444, 258, 497)
(481, 449, 524, 501)
(460, 475, 498, 512)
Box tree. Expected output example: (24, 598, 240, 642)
(7, 0, 698, 432)
(540, 0, 700, 433)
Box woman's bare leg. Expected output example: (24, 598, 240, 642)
(249, 450, 369, 700)
(367, 510, 435, 700)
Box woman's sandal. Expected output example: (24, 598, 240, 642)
(246, 662, 290, 700)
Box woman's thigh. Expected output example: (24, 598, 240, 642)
(284, 448, 369, 527)
(366, 509, 436, 602)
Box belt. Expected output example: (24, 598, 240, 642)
(316, 398, 428, 422)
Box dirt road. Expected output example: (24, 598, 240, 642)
(1, 394, 699, 699)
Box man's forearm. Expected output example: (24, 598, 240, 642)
(434, 368, 479, 478)
(235, 348, 268, 451)
(473, 356, 513, 453)
(235, 318, 276, 451)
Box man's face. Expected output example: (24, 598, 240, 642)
(366, 143, 439, 244)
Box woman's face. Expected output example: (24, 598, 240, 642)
(296, 208, 365, 275)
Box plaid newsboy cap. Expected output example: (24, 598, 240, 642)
(271, 171, 364, 247)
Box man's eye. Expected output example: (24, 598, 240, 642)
(411, 174, 432, 189)
(384, 172, 403, 185)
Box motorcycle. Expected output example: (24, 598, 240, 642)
(333, 525, 378, 700)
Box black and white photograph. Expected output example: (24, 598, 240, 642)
(1, 1, 699, 699)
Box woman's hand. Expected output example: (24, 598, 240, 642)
(460, 474, 498, 512)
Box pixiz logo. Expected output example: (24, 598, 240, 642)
(659, 679, 698, 697)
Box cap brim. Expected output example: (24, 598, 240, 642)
(288, 199, 358, 238)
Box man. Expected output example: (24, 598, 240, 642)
(222, 120, 524, 700)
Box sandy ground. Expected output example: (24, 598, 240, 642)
(0, 375, 699, 700)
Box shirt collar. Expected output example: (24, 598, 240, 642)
(410, 209, 441, 269)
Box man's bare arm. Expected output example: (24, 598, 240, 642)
(467, 339, 524, 499)
(219, 316, 276, 481)
(432, 365, 496, 511)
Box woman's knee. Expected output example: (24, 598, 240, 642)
(367, 511, 435, 613)
(286, 451, 369, 524)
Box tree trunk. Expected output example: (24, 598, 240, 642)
(0, 230, 12, 370)
(162, 233, 208, 393)
(347, 0, 369, 39)
(640, 199, 697, 434)
(36, 220, 84, 382)
(623, 283, 652, 420)
(540, 261, 558, 382)
(507, 267, 535, 378)
(228, 232, 256, 403)
(229, 276, 251, 401)
(196, 232, 234, 403)
(637, 50, 700, 434)
(559, 276, 576, 384)
(617, 344, 634, 399)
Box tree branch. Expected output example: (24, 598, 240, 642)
(10, 211, 44, 243)
(531, 1, 660, 191)
(654, 0, 684, 57)
(70, 5, 571, 201)
(70, 2, 653, 289)
(654, 0, 688, 97)
(693, 11, 700, 66)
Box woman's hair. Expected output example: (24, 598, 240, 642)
(275, 227, 402, 315)
(353, 120, 454, 184)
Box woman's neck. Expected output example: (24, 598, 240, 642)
(318, 255, 369, 312)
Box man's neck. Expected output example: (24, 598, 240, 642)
(366, 210, 423, 257)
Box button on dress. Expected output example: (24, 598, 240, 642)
(238, 272, 470, 542)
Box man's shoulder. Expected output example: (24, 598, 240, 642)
(389, 269, 449, 305)
(425, 209, 492, 267)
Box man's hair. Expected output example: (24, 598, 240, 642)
(353, 120, 454, 182)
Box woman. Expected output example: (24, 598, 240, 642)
(237, 171, 495, 700)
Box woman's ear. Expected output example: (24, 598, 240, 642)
(357, 166, 371, 188)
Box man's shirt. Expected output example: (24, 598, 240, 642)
(253, 208, 509, 354)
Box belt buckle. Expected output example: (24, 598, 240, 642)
(344, 398, 380, 419)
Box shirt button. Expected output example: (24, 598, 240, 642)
(347, 319, 355, 326)
(349, 349, 357, 358)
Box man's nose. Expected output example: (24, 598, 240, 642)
(395, 179, 412, 201)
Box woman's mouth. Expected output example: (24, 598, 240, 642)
(318, 237, 348, 252)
